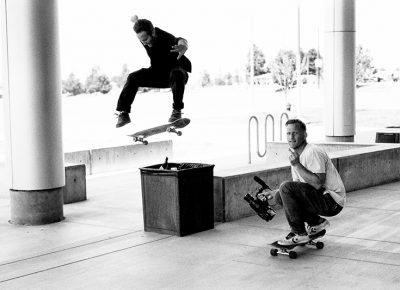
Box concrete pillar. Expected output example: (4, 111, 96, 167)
(323, 0, 356, 142)
(1, 0, 65, 225)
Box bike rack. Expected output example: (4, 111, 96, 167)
(248, 114, 275, 164)
(279, 112, 289, 141)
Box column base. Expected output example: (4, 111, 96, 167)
(10, 187, 65, 225)
(325, 135, 354, 142)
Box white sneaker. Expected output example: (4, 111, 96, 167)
(277, 232, 310, 246)
(307, 219, 330, 236)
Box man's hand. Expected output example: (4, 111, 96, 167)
(171, 39, 188, 59)
(288, 148, 300, 166)
(257, 189, 278, 206)
(256, 189, 274, 201)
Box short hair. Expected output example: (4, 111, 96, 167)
(285, 119, 306, 131)
(133, 19, 154, 34)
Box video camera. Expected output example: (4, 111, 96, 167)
(243, 176, 276, 222)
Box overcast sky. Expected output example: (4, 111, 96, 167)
(1, 0, 400, 82)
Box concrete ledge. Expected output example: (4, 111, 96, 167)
(64, 164, 87, 204)
(64, 150, 91, 175)
(214, 143, 400, 222)
(331, 144, 400, 192)
(64, 141, 173, 175)
(214, 165, 291, 222)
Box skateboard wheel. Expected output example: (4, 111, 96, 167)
(270, 248, 278, 256)
(316, 241, 324, 249)
(177, 131, 182, 136)
(143, 140, 148, 145)
(289, 251, 297, 259)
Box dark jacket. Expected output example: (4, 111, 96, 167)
(143, 27, 192, 73)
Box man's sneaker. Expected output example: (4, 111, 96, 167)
(277, 232, 310, 246)
(307, 219, 330, 236)
(168, 109, 182, 122)
(116, 112, 131, 128)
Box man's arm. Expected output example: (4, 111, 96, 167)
(171, 37, 188, 59)
(289, 149, 326, 189)
(293, 163, 326, 189)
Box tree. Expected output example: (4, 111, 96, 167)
(356, 45, 374, 83)
(62, 73, 85, 96)
(269, 49, 297, 96)
(246, 44, 268, 77)
(112, 64, 130, 88)
(224, 72, 233, 86)
(200, 70, 212, 87)
(304, 48, 319, 75)
(85, 66, 112, 94)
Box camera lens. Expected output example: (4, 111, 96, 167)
(243, 193, 252, 202)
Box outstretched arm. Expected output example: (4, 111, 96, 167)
(171, 38, 188, 59)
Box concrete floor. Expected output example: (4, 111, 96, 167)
(1, 167, 400, 289)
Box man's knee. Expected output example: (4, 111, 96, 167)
(127, 68, 146, 83)
(170, 68, 187, 83)
(274, 190, 283, 206)
(279, 181, 298, 195)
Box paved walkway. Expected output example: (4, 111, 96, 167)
(1, 167, 400, 289)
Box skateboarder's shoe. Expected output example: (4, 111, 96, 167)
(307, 219, 330, 235)
(277, 232, 310, 246)
(168, 109, 182, 122)
(116, 112, 131, 128)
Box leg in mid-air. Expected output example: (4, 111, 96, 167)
(115, 68, 165, 128)
(168, 67, 189, 122)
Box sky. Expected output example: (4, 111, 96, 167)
(2, 0, 400, 83)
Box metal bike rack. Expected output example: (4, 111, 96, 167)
(279, 112, 289, 141)
(248, 114, 275, 164)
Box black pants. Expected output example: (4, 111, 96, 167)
(275, 181, 343, 234)
(116, 67, 189, 113)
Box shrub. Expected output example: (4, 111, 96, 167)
(62, 73, 85, 96)
(112, 64, 130, 88)
(85, 66, 112, 94)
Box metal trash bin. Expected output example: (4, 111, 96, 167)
(139, 163, 215, 236)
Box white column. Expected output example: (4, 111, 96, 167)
(324, 0, 356, 142)
(296, 0, 302, 119)
(1, 0, 64, 224)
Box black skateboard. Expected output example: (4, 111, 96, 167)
(127, 118, 190, 145)
(270, 230, 326, 259)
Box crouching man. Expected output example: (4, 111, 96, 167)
(259, 119, 345, 246)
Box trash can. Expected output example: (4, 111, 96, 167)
(139, 163, 215, 236)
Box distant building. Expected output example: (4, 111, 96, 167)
(253, 73, 273, 85)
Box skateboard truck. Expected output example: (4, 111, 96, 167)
(166, 126, 182, 136)
(132, 136, 148, 145)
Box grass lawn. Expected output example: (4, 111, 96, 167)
(1, 81, 400, 166)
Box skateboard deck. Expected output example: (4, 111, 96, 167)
(128, 118, 190, 145)
(270, 229, 326, 259)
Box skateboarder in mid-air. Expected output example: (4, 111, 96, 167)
(116, 15, 191, 128)
(258, 119, 346, 246)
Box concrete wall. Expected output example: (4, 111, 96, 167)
(214, 143, 400, 222)
(64, 141, 173, 175)
(330, 145, 400, 192)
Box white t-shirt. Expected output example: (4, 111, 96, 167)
(291, 143, 346, 207)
